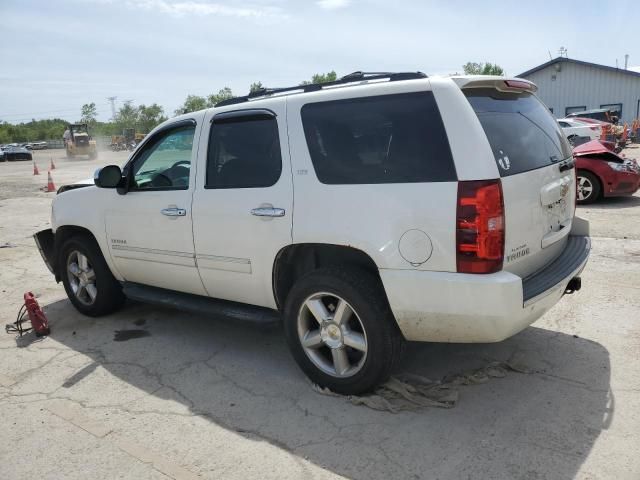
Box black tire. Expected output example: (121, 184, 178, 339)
(60, 234, 125, 316)
(283, 267, 404, 395)
(576, 170, 601, 204)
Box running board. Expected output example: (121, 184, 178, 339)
(122, 282, 281, 325)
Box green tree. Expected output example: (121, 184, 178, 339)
(0, 118, 69, 142)
(174, 95, 207, 115)
(463, 62, 505, 76)
(114, 101, 139, 132)
(301, 71, 338, 85)
(206, 87, 234, 107)
(137, 104, 167, 133)
(249, 81, 264, 93)
(80, 102, 98, 124)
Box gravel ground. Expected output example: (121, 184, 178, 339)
(0, 146, 639, 479)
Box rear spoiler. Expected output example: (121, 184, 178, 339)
(450, 76, 538, 93)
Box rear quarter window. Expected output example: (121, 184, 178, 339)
(301, 92, 456, 184)
(465, 89, 572, 176)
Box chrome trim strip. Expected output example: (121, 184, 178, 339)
(112, 254, 196, 268)
(111, 244, 194, 258)
(196, 254, 250, 264)
(195, 254, 252, 273)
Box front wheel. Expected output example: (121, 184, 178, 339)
(283, 267, 404, 395)
(577, 170, 601, 204)
(60, 235, 125, 316)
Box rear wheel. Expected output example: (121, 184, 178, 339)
(577, 170, 601, 204)
(283, 267, 404, 395)
(60, 235, 125, 316)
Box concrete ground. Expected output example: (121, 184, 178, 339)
(1, 147, 639, 479)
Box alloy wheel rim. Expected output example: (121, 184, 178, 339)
(66, 250, 97, 305)
(297, 292, 368, 378)
(577, 176, 593, 201)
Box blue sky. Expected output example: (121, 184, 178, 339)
(1, 0, 637, 123)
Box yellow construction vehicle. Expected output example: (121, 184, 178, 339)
(65, 124, 97, 159)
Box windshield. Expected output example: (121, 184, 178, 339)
(465, 88, 572, 176)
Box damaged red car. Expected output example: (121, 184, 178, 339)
(574, 140, 640, 204)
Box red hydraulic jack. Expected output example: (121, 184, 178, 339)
(5, 292, 50, 337)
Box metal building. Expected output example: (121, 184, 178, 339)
(518, 57, 640, 123)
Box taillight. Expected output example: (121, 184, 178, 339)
(456, 180, 505, 274)
(504, 80, 534, 90)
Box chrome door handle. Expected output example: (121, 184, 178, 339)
(161, 207, 186, 217)
(251, 207, 285, 217)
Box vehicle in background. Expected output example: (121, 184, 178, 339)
(111, 129, 147, 152)
(29, 141, 48, 150)
(558, 118, 600, 145)
(574, 140, 640, 204)
(567, 108, 619, 124)
(66, 124, 97, 159)
(1, 145, 33, 161)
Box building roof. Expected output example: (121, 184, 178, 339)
(518, 57, 640, 79)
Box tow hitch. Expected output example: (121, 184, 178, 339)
(5, 292, 50, 337)
(564, 277, 582, 295)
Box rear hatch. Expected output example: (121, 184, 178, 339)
(463, 81, 576, 278)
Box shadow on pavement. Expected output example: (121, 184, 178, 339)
(44, 298, 611, 480)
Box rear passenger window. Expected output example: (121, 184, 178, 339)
(301, 92, 456, 184)
(206, 114, 282, 189)
(465, 89, 573, 177)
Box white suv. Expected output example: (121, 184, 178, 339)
(35, 72, 590, 394)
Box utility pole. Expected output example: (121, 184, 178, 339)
(107, 96, 117, 121)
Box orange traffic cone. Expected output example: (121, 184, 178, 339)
(33, 161, 40, 175)
(46, 171, 56, 192)
(50, 157, 55, 170)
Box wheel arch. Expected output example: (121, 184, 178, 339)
(53, 225, 104, 282)
(272, 243, 382, 310)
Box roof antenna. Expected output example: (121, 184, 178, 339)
(548, 50, 553, 60)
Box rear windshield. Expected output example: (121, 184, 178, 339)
(465, 88, 572, 176)
(301, 92, 456, 184)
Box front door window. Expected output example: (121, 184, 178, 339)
(132, 126, 195, 190)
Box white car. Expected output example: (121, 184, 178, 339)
(35, 72, 590, 394)
(558, 118, 601, 143)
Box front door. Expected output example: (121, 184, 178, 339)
(104, 117, 207, 296)
(192, 102, 293, 308)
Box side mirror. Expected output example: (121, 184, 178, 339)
(94, 165, 123, 188)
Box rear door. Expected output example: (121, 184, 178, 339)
(191, 102, 293, 309)
(463, 84, 576, 278)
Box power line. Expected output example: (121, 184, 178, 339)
(0, 104, 112, 118)
(2, 111, 112, 124)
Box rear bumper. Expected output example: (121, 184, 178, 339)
(381, 234, 590, 343)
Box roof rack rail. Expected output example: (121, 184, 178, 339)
(215, 71, 427, 107)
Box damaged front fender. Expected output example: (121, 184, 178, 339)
(34, 229, 58, 280)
